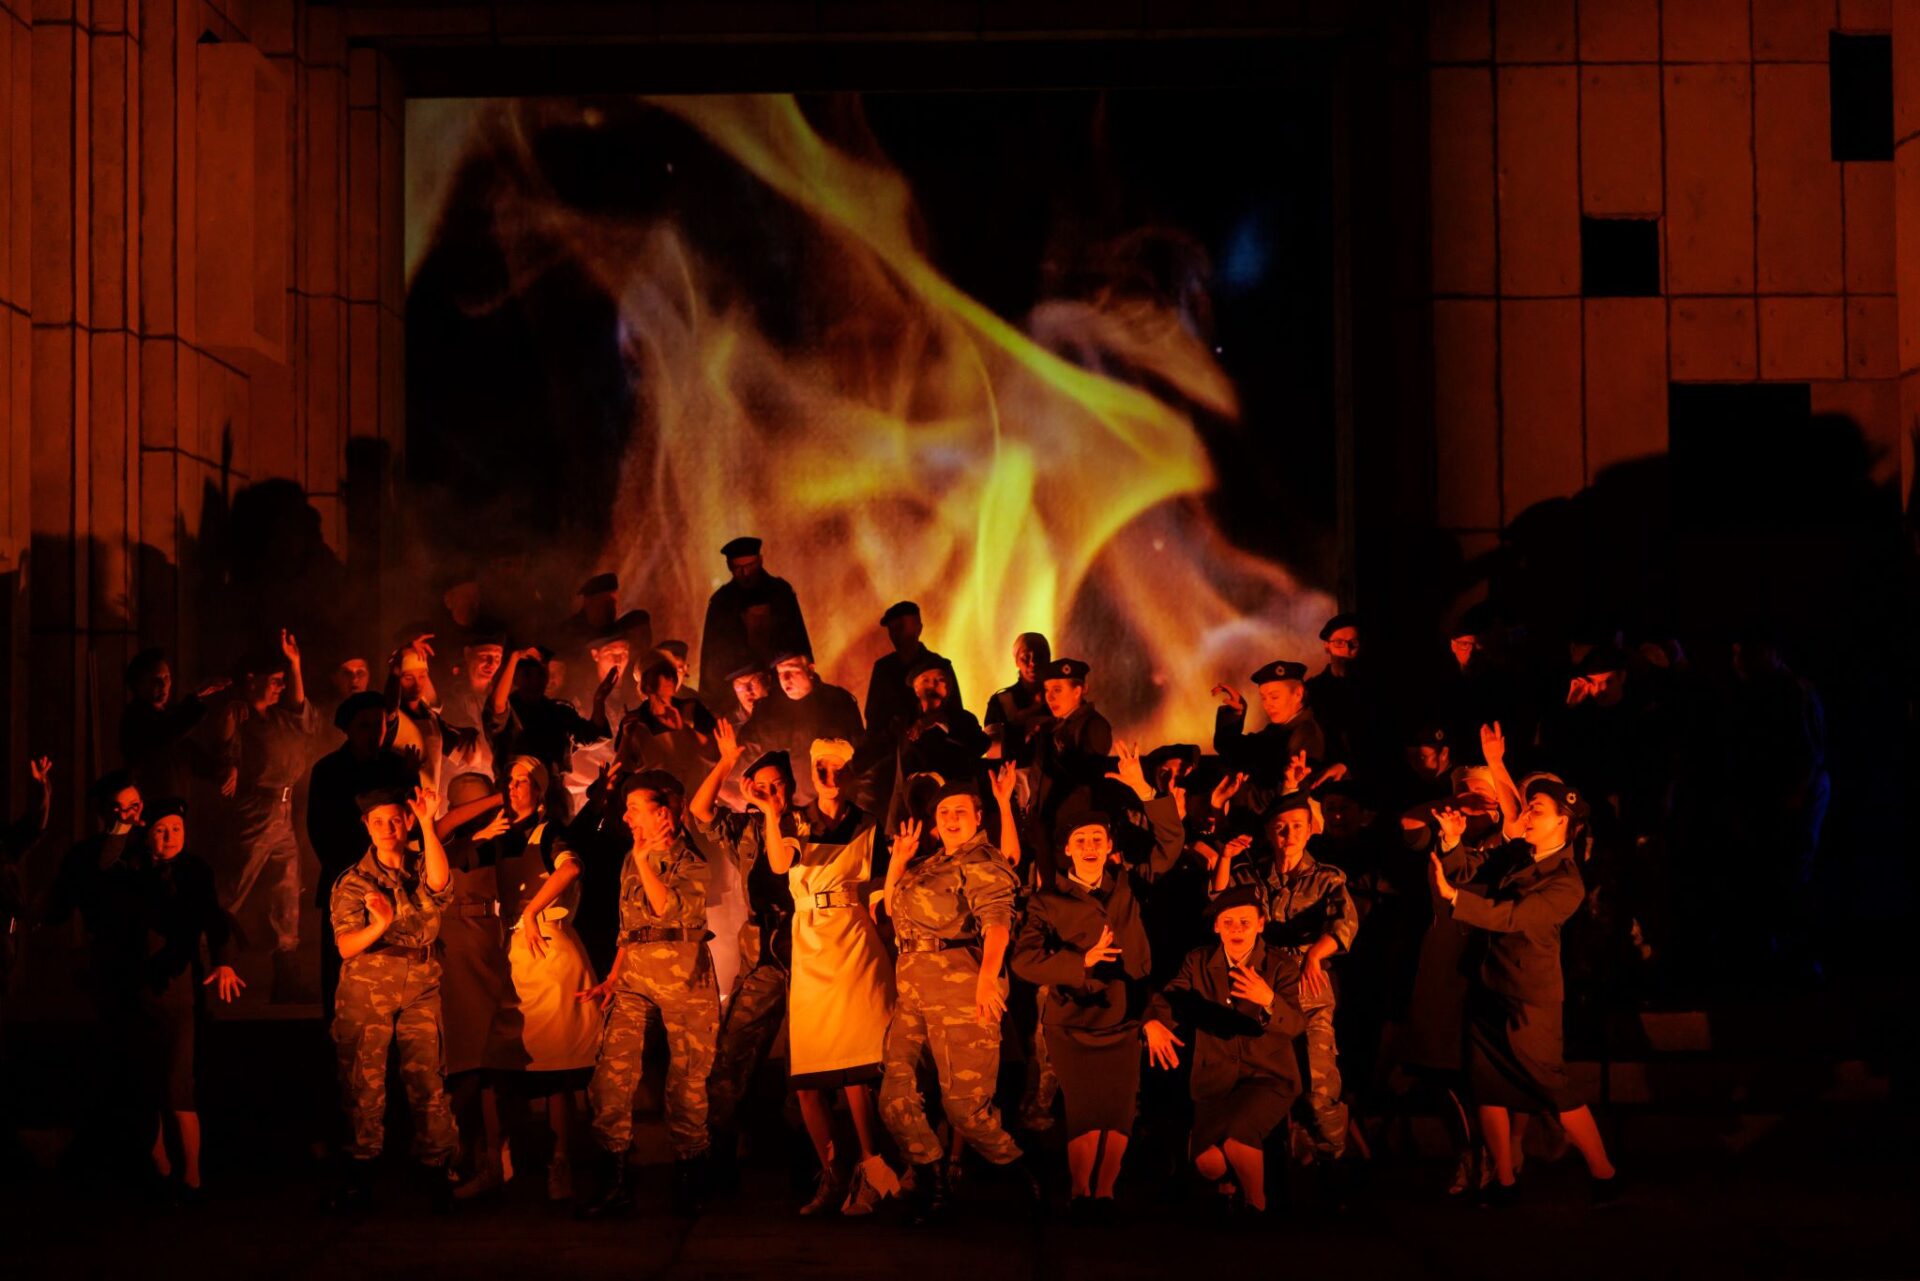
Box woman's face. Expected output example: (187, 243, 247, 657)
(1522, 795, 1570, 849)
(1042, 678, 1084, 720)
(507, 763, 540, 817)
(1214, 905, 1262, 953)
(933, 795, 981, 847)
(623, 789, 677, 845)
(746, 765, 789, 815)
(1266, 809, 1314, 860)
(813, 757, 846, 801)
(147, 815, 186, 861)
(1063, 824, 1112, 882)
(363, 804, 412, 852)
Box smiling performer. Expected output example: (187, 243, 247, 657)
(1011, 742, 1185, 1217)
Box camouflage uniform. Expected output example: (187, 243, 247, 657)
(880, 831, 1023, 1167)
(588, 830, 719, 1159)
(329, 848, 459, 1164)
(695, 809, 788, 1135)
(1220, 846, 1359, 1158)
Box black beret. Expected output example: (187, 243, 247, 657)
(333, 691, 389, 731)
(720, 537, 763, 560)
(461, 622, 508, 648)
(1263, 790, 1313, 822)
(1054, 807, 1113, 843)
(146, 796, 189, 822)
(726, 664, 770, 685)
(1450, 602, 1497, 639)
(879, 600, 921, 626)
(743, 750, 794, 783)
(1209, 882, 1266, 920)
(1319, 613, 1361, 642)
(1143, 743, 1200, 775)
(905, 652, 951, 683)
(1524, 775, 1591, 820)
(590, 609, 652, 649)
(657, 639, 689, 660)
(578, 572, 618, 597)
(1406, 721, 1449, 747)
(355, 786, 411, 816)
(932, 776, 982, 806)
(1251, 660, 1308, 685)
(1041, 658, 1090, 683)
(769, 648, 812, 666)
(1574, 645, 1629, 677)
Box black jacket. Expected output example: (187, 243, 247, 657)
(1445, 841, 1585, 1004)
(1144, 939, 1306, 1100)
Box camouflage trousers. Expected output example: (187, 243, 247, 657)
(1297, 992, 1348, 1159)
(1018, 983, 1059, 1126)
(332, 953, 458, 1164)
(706, 960, 787, 1135)
(880, 950, 1022, 1168)
(589, 942, 719, 1158)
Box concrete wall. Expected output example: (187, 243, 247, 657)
(1426, 0, 1919, 564)
(0, 0, 404, 831)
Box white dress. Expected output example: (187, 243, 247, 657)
(495, 820, 601, 1073)
(785, 817, 894, 1081)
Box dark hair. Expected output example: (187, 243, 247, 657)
(125, 647, 168, 686)
(90, 769, 137, 811)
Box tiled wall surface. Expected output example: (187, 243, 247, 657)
(0, 0, 403, 823)
(1428, 0, 1919, 555)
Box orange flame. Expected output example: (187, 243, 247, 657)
(412, 95, 1333, 745)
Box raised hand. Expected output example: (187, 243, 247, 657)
(279, 629, 302, 666)
(989, 761, 1018, 808)
(1210, 771, 1248, 813)
(594, 665, 620, 703)
(408, 784, 439, 824)
(28, 755, 51, 785)
(1282, 749, 1311, 793)
(714, 717, 744, 765)
(1083, 924, 1123, 970)
(1427, 850, 1458, 905)
(1222, 833, 1254, 866)
(890, 818, 924, 868)
(194, 677, 232, 700)
(474, 809, 512, 842)
(1144, 1020, 1184, 1070)
(1432, 805, 1468, 847)
(1210, 683, 1246, 715)
(1479, 721, 1506, 766)
(1104, 741, 1153, 802)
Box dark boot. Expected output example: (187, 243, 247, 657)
(673, 1154, 707, 1217)
(576, 1150, 633, 1221)
(327, 1159, 373, 1215)
(427, 1163, 456, 1215)
(999, 1155, 1046, 1215)
(905, 1160, 947, 1227)
(270, 951, 317, 1005)
(708, 1130, 741, 1198)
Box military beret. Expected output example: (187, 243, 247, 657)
(1143, 743, 1200, 775)
(879, 600, 921, 626)
(1450, 602, 1497, 639)
(578, 572, 618, 597)
(932, 776, 982, 806)
(1319, 612, 1361, 642)
(1263, 790, 1313, 822)
(355, 786, 411, 816)
(146, 796, 190, 822)
(1406, 721, 1449, 748)
(744, 750, 794, 784)
(769, 648, 812, 667)
(656, 639, 690, 661)
(720, 537, 763, 560)
(333, 691, 389, 731)
(1574, 645, 1629, 677)
(1041, 658, 1090, 683)
(905, 652, 951, 683)
(590, 609, 651, 649)
(726, 664, 770, 685)
(1209, 882, 1266, 920)
(1251, 660, 1309, 685)
(1524, 775, 1590, 820)
(461, 622, 508, 648)
(1054, 807, 1113, 843)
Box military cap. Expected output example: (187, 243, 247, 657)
(726, 663, 770, 685)
(1450, 602, 1497, 639)
(1524, 775, 1590, 820)
(578, 572, 618, 597)
(590, 609, 651, 649)
(1574, 645, 1629, 677)
(879, 600, 921, 626)
(1209, 882, 1266, 920)
(904, 652, 951, 684)
(744, 749, 794, 785)
(355, 786, 411, 816)
(1041, 658, 1091, 683)
(657, 639, 689, 661)
(1054, 807, 1113, 843)
(333, 691, 389, 732)
(1251, 660, 1309, 685)
(1263, 790, 1314, 823)
(769, 647, 812, 667)
(720, 537, 763, 560)
(1319, 612, 1361, 642)
(461, 622, 509, 648)
(1143, 743, 1200, 776)
(1405, 721, 1449, 748)
(932, 776, 982, 806)
(146, 796, 190, 822)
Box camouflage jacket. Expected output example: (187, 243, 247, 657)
(330, 847, 451, 951)
(1219, 848, 1359, 956)
(891, 830, 1019, 947)
(618, 830, 708, 936)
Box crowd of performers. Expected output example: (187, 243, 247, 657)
(7, 535, 1832, 1220)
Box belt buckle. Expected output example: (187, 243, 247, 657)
(812, 889, 837, 910)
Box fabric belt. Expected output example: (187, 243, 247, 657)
(448, 901, 497, 919)
(897, 935, 980, 955)
(364, 944, 433, 962)
(620, 926, 708, 944)
(806, 887, 864, 911)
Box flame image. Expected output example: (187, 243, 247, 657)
(407, 95, 1333, 744)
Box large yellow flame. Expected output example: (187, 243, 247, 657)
(414, 95, 1333, 745)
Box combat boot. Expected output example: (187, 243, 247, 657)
(905, 1160, 948, 1226)
(576, 1150, 633, 1221)
(327, 1159, 373, 1215)
(672, 1154, 707, 1216)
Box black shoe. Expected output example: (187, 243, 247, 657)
(328, 1160, 374, 1215)
(673, 1155, 707, 1217)
(270, 952, 318, 1005)
(1066, 1195, 1094, 1224)
(905, 1161, 947, 1227)
(427, 1164, 456, 1215)
(1478, 1179, 1520, 1210)
(577, 1151, 633, 1221)
(1091, 1195, 1121, 1226)
(998, 1155, 1045, 1211)
(1589, 1171, 1625, 1207)
(708, 1132, 741, 1199)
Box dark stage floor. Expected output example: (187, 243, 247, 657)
(6, 1119, 1916, 1281)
